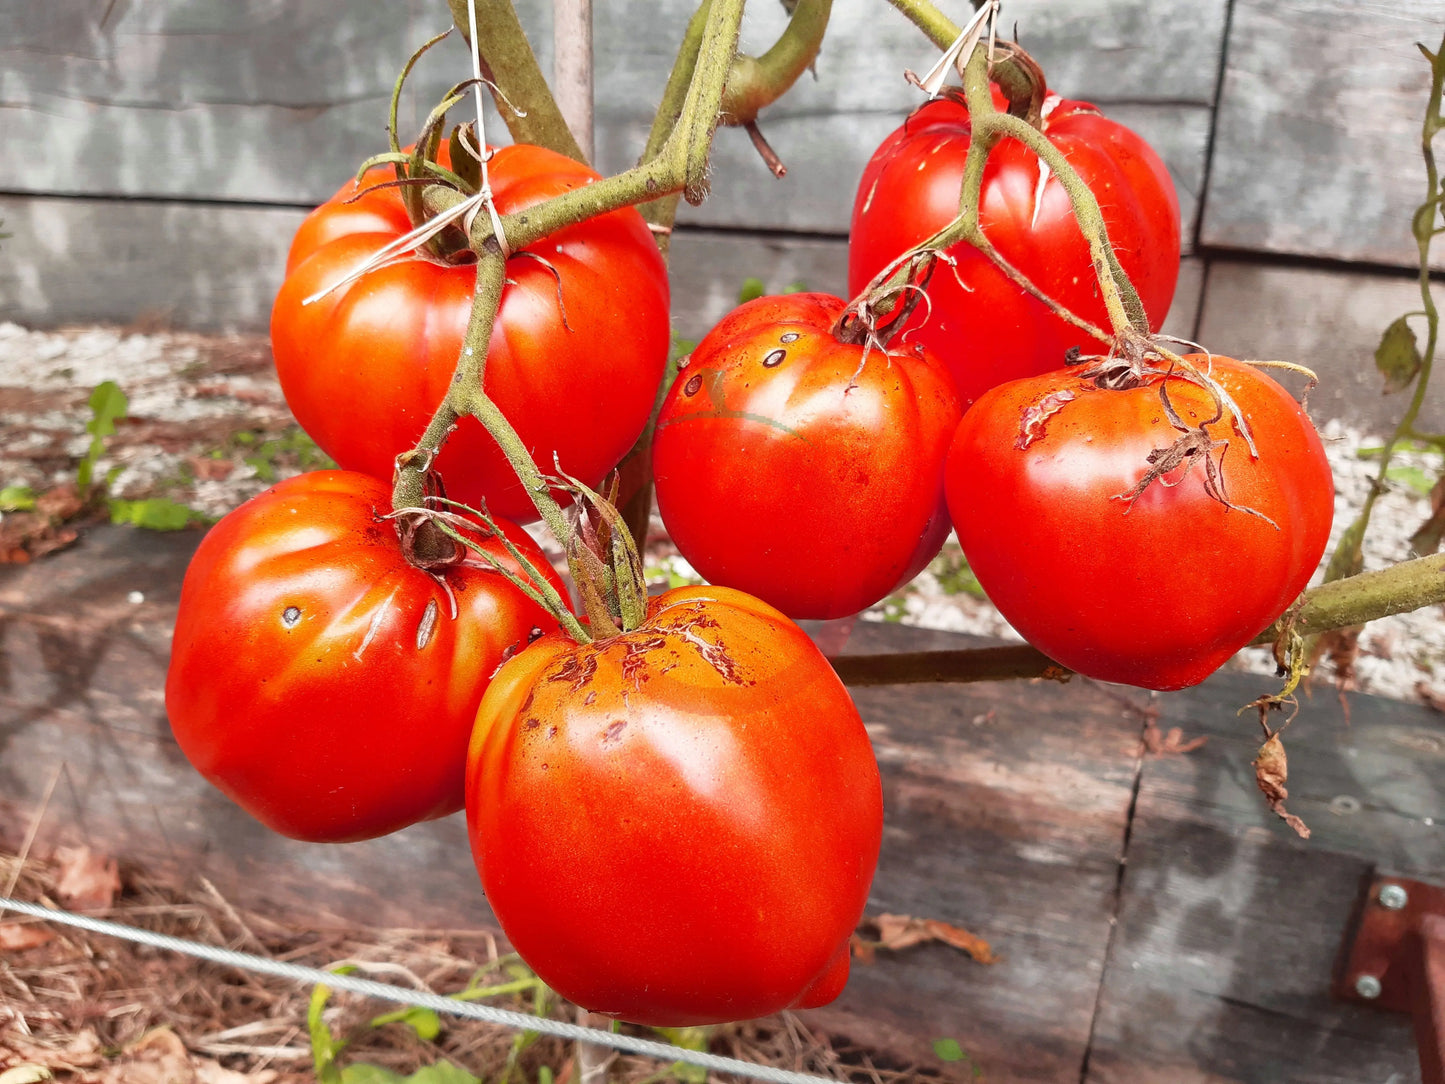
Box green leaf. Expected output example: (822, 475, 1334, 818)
(245, 453, 277, 482)
(309, 970, 356, 1084)
(341, 1067, 407, 1084)
(0, 485, 37, 512)
(77, 380, 129, 492)
(781, 279, 809, 294)
(109, 498, 197, 531)
(1376, 315, 1423, 393)
(737, 276, 766, 303)
(401, 1063, 481, 1084)
(933, 1038, 965, 1062)
(370, 1004, 442, 1041)
(538, 1068, 554, 1084)
(1387, 463, 1437, 496)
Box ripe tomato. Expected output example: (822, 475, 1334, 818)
(945, 356, 1334, 690)
(465, 586, 883, 1026)
(165, 470, 567, 843)
(651, 293, 962, 619)
(270, 144, 670, 523)
(848, 91, 1181, 407)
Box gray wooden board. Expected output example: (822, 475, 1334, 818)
(1201, 0, 1445, 271)
(1, 1, 1217, 241)
(1193, 259, 1445, 435)
(1083, 670, 1445, 1083)
(0, 523, 1143, 1081)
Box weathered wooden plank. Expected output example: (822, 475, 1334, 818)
(1193, 259, 1445, 434)
(1201, 0, 1444, 270)
(0, 195, 1205, 356)
(0, 524, 1145, 1082)
(0, 1, 1216, 240)
(0, 195, 304, 332)
(1083, 668, 1443, 1083)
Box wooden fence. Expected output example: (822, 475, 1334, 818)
(0, 0, 1442, 431)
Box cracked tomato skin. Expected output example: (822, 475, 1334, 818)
(651, 293, 962, 620)
(848, 92, 1181, 408)
(165, 470, 567, 843)
(945, 356, 1334, 691)
(464, 585, 883, 1026)
(270, 144, 670, 522)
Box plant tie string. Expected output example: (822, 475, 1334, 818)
(466, 0, 512, 259)
(0, 896, 841, 1084)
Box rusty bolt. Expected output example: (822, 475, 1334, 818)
(1354, 974, 1383, 1000)
(1377, 883, 1409, 911)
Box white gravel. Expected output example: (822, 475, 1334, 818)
(1, 322, 1441, 705)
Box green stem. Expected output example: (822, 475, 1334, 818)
(1321, 34, 1444, 583)
(881, 0, 962, 51)
(719, 0, 834, 125)
(636, 0, 712, 244)
(831, 553, 1445, 686)
(446, 0, 587, 163)
(435, 0, 746, 253)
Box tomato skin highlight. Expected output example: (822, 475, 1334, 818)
(464, 585, 884, 1026)
(849, 93, 1181, 407)
(945, 357, 1334, 691)
(270, 144, 671, 523)
(651, 293, 962, 619)
(165, 470, 566, 843)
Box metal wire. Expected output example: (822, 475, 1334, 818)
(0, 896, 839, 1084)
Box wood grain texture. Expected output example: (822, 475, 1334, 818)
(0, 1, 1216, 240)
(1082, 669, 1443, 1083)
(0, 525, 1144, 1082)
(1201, 0, 1444, 270)
(1194, 259, 1445, 433)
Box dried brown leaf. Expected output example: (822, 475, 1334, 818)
(865, 913, 996, 964)
(1255, 734, 1310, 839)
(34, 484, 84, 521)
(1417, 682, 1445, 714)
(0, 921, 56, 951)
(187, 456, 236, 481)
(1142, 716, 1208, 756)
(54, 846, 121, 911)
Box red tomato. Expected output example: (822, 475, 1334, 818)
(465, 586, 883, 1026)
(271, 145, 670, 523)
(945, 356, 1334, 690)
(165, 471, 567, 843)
(651, 293, 962, 619)
(848, 91, 1181, 407)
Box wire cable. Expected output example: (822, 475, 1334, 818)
(0, 896, 839, 1084)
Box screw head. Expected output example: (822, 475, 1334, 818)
(1377, 883, 1409, 911)
(1355, 974, 1383, 1000)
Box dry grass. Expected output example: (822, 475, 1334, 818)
(0, 849, 948, 1084)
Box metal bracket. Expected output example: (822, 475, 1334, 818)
(1335, 873, 1445, 1084)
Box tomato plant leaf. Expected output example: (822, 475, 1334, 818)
(309, 970, 356, 1084)
(1375, 315, 1423, 393)
(0, 485, 37, 512)
(738, 276, 766, 303)
(109, 498, 197, 531)
(933, 1038, 964, 1062)
(77, 380, 128, 492)
(369, 1004, 442, 1041)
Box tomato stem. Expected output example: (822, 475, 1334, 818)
(719, 0, 833, 128)
(444, 0, 588, 164)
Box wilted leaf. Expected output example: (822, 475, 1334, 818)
(864, 913, 997, 964)
(1376, 315, 1423, 393)
(1255, 733, 1310, 839)
(0, 922, 56, 951)
(54, 846, 121, 910)
(1410, 475, 1445, 556)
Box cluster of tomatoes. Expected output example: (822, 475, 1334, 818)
(164, 72, 1333, 1027)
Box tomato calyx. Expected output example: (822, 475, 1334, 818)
(832, 249, 940, 350)
(987, 41, 1048, 128)
(556, 472, 649, 639)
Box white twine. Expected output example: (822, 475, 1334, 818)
(0, 896, 842, 1084)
